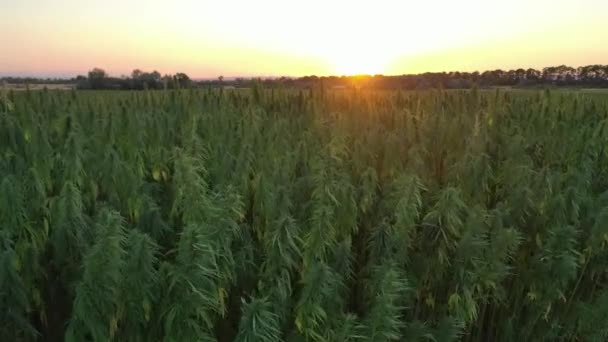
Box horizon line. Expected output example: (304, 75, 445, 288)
(1, 63, 605, 81)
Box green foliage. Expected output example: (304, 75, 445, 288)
(364, 263, 409, 341)
(1, 88, 608, 341)
(67, 209, 127, 341)
(235, 297, 282, 342)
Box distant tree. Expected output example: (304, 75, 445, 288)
(131, 69, 143, 79)
(88, 68, 107, 89)
(161, 74, 173, 89)
(150, 71, 161, 82)
(131, 69, 162, 89)
(525, 68, 541, 81)
(174, 73, 191, 88)
(580, 65, 605, 81)
(480, 70, 496, 85)
(469, 71, 480, 84)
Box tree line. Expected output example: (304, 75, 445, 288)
(268, 64, 608, 90)
(2, 64, 608, 90)
(80, 68, 192, 90)
(1, 69, 191, 90)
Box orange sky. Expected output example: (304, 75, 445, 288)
(1, 0, 607, 78)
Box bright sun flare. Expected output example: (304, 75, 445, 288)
(334, 56, 387, 76)
(330, 49, 392, 76)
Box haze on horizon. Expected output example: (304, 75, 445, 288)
(1, 0, 607, 78)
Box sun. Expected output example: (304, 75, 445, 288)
(331, 50, 390, 76)
(334, 55, 387, 76)
(325, 35, 397, 76)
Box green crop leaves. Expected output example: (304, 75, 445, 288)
(1, 88, 607, 341)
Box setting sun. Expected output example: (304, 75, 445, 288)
(330, 50, 391, 76)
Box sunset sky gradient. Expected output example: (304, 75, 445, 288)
(1, 0, 607, 78)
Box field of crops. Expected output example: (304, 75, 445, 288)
(1, 87, 608, 341)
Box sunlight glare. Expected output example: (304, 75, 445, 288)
(332, 50, 390, 76)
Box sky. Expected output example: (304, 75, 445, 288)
(1, 0, 607, 78)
